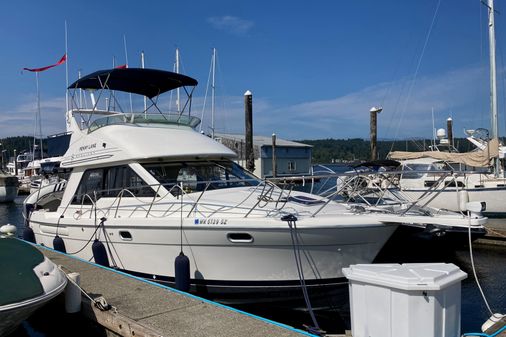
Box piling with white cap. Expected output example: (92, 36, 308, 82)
(65, 272, 82, 313)
(0, 224, 17, 236)
(244, 90, 254, 172)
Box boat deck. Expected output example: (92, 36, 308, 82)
(37, 245, 316, 337)
(0, 238, 44, 306)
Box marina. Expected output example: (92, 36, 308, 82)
(1, 192, 505, 336)
(1, 1, 506, 336)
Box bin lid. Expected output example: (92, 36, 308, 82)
(342, 263, 467, 291)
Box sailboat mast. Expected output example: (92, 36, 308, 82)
(175, 48, 181, 114)
(141, 51, 147, 115)
(35, 72, 43, 159)
(488, 0, 498, 140)
(487, 0, 500, 176)
(211, 48, 216, 139)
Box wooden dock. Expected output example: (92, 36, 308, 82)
(37, 246, 317, 337)
(478, 219, 506, 246)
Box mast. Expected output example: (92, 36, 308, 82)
(211, 48, 216, 139)
(487, 0, 500, 175)
(175, 48, 181, 114)
(141, 51, 147, 115)
(35, 72, 43, 159)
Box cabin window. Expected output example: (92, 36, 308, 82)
(142, 160, 259, 195)
(72, 165, 155, 204)
(401, 163, 440, 179)
(444, 180, 465, 188)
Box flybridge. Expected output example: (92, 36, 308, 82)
(67, 68, 198, 98)
(66, 67, 199, 133)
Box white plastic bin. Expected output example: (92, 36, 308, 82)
(342, 263, 467, 337)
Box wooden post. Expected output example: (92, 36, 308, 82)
(447, 117, 453, 150)
(244, 90, 255, 172)
(272, 133, 277, 178)
(370, 107, 382, 161)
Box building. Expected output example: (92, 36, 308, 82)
(215, 133, 312, 178)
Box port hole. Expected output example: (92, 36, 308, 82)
(227, 233, 253, 243)
(119, 231, 132, 240)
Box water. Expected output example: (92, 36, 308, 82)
(1, 196, 505, 336)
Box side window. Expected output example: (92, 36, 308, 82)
(72, 169, 104, 204)
(72, 166, 155, 204)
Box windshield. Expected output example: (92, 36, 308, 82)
(401, 163, 444, 179)
(142, 160, 260, 194)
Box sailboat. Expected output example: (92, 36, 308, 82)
(387, 0, 506, 217)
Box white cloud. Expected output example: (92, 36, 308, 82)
(207, 64, 492, 141)
(207, 16, 254, 36)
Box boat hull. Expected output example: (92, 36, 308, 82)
(398, 187, 506, 216)
(30, 215, 396, 306)
(0, 252, 67, 336)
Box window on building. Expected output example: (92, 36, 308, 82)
(288, 161, 296, 172)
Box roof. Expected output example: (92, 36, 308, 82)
(68, 68, 198, 98)
(215, 133, 312, 148)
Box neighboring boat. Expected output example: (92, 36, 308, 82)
(23, 67, 421, 307)
(387, 151, 506, 217)
(29, 156, 64, 194)
(5, 147, 46, 194)
(386, 0, 506, 217)
(0, 236, 67, 335)
(290, 162, 488, 243)
(0, 171, 18, 203)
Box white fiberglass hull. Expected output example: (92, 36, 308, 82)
(30, 213, 395, 304)
(0, 186, 17, 203)
(398, 186, 506, 216)
(0, 256, 67, 336)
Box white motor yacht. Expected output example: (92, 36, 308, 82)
(24, 68, 482, 306)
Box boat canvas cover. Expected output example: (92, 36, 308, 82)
(388, 138, 499, 168)
(0, 238, 44, 306)
(68, 68, 198, 98)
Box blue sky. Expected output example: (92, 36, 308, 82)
(0, 0, 505, 141)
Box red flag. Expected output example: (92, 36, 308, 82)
(115, 64, 128, 69)
(23, 54, 67, 72)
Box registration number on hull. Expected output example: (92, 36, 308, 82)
(194, 218, 228, 225)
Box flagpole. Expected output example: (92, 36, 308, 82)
(35, 72, 43, 159)
(65, 20, 69, 113)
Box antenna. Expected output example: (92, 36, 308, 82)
(123, 35, 133, 112)
(211, 48, 216, 139)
